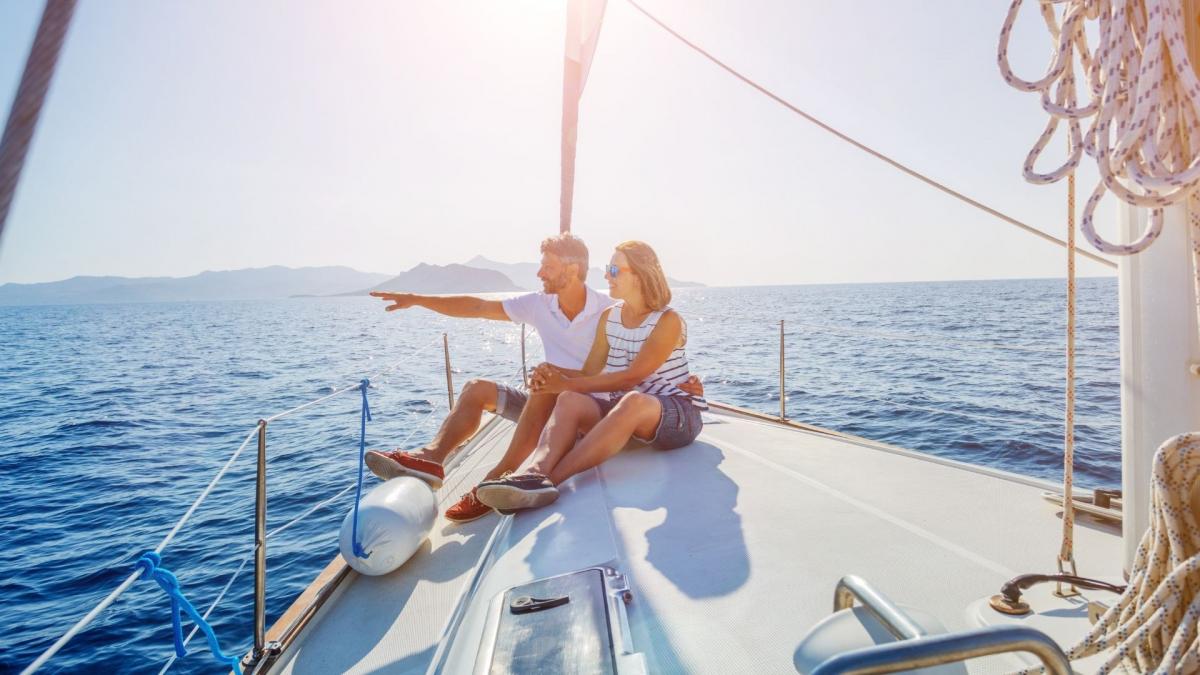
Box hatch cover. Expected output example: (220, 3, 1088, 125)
(487, 568, 616, 674)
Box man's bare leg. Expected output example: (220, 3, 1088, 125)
(480, 391, 557, 481)
(406, 379, 498, 465)
(525, 392, 604, 477)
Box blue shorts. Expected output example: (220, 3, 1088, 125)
(494, 383, 528, 422)
(595, 394, 703, 450)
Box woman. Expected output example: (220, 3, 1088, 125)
(475, 240, 706, 511)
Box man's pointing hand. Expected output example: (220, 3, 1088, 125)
(370, 291, 417, 312)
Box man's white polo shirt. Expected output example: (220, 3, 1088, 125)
(502, 286, 615, 369)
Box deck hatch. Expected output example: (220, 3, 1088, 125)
(487, 568, 616, 674)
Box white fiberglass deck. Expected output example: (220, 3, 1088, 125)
(268, 405, 1122, 674)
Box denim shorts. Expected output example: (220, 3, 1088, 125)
(494, 383, 528, 422)
(595, 394, 704, 450)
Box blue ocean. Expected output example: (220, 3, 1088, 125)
(0, 278, 1119, 673)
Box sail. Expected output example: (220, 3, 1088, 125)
(560, 0, 607, 233)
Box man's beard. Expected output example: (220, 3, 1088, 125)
(543, 272, 570, 293)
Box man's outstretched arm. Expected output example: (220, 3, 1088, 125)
(369, 292, 510, 321)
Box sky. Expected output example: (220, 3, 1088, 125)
(0, 0, 1119, 287)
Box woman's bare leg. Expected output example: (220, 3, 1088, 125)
(525, 392, 603, 477)
(548, 392, 661, 485)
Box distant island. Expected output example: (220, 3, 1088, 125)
(352, 263, 522, 295)
(0, 258, 707, 306)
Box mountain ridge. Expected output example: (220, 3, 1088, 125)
(0, 266, 392, 306)
(353, 263, 522, 295)
(0, 258, 707, 306)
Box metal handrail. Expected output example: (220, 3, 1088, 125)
(809, 625, 1072, 675)
(821, 576, 1071, 675)
(833, 575, 925, 642)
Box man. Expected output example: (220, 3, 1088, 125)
(369, 233, 702, 522)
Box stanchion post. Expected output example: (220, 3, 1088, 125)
(779, 320, 786, 420)
(252, 419, 268, 658)
(521, 324, 528, 387)
(244, 419, 280, 671)
(443, 333, 455, 409)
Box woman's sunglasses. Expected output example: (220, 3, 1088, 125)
(606, 264, 630, 278)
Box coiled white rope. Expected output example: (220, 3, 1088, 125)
(998, 0, 1200, 255)
(1020, 433, 1200, 674)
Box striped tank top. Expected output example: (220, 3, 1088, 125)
(600, 302, 707, 409)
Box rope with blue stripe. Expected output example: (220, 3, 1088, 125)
(134, 552, 241, 675)
(351, 378, 371, 559)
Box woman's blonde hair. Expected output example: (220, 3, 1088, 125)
(616, 240, 671, 310)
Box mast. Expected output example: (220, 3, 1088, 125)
(0, 0, 77, 247)
(1118, 0, 1200, 572)
(560, 0, 607, 233)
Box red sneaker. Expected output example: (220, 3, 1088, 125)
(444, 488, 492, 523)
(364, 450, 444, 489)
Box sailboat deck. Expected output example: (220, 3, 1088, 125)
(269, 405, 1122, 674)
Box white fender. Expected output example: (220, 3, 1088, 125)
(338, 476, 437, 576)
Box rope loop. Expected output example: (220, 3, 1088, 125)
(351, 379, 372, 559)
(1022, 111, 1083, 185)
(1080, 180, 1164, 255)
(134, 551, 161, 581)
(997, 0, 1075, 93)
(133, 552, 242, 674)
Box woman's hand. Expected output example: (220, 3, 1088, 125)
(678, 375, 705, 397)
(528, 362, 553, 388)
(530, 363, 569, 394)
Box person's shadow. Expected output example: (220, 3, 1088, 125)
(514, 438, 749, 672)
(521, 438, 749, 599)
(600, 439, 750, 599)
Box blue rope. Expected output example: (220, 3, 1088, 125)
(134, 552, 242, 675)
(351, 378, 372, 559)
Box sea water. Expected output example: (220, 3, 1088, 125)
(0, 278, 1119, 673)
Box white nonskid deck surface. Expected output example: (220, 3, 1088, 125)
(273, 407, 1123, 674)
